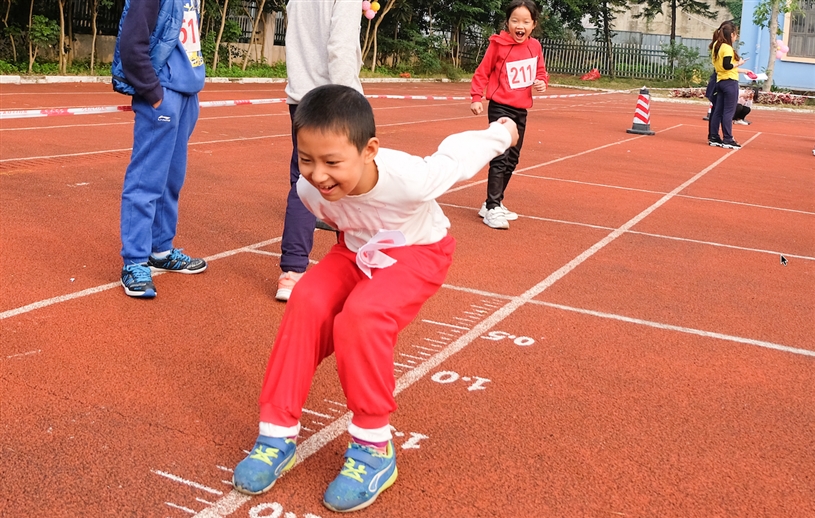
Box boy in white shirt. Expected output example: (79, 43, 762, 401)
(232, 84, 518, 512)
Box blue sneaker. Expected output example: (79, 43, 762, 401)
(323, 441, 397, 513)
(232, 436, 297, 495)
(121, 264, 156, 298)
(147, 248, 207, 274)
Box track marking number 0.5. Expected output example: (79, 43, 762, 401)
(481, 330, 536, 346)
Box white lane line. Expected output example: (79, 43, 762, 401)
(393, 362, 414, 369)
(192, 123, 753, 518)
(439, 204, 815, 262)
(5, 349, 42, 359)
(439, 282, 813, 357)
(0, 238, 281, 321)
(421, 320, 469, 330)
(152, 470, 223, 495)
(165, 502, 196, 514)
(510, 173, 815, 217)
(301, 408, 332, 419)
(533, 301, 815, 358)
(444, 125, 683, 195)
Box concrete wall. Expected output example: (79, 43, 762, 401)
(585, 5, 733, 41)
(46, 12, 286, 65)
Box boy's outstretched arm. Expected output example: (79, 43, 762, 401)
(411, 121, 516, 201)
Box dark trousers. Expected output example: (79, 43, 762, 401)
(485, 100, 527, 210)
(280, 103, 316, 273)
(733, 104, 751, 121)
(709, 79, 739, 142)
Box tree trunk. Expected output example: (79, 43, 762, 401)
(603, 4, 615, 78)
(368, 0, 396, 71)
(27, 0, 34, 73)
(212, 0, 230, 70)
(242, 0, 266, 70)
(90, 0, 98, 74)
(3, 0, 16, 62)
(57, 0, 66, 74)
(67, 0, 74, 69)
(362, 18, 372, 61)
(762, 0, 780, 92)
(670, 0, 677, 45)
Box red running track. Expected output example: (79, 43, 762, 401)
(1, 81, 814, 518)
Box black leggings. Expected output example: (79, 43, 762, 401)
(733, 104, 751, 121)
(486, 100, 527, 210)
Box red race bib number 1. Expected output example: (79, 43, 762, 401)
(179, 11, 201, 53)
(505, 56, 537, 90)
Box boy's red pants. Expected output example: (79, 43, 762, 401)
(259, 234, 455, 430)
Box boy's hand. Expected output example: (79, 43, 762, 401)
(470, 102, 483, 115)
(152, 99, 162, 109)
(533, 80, 547, 93)
(496, 117, 519, 147)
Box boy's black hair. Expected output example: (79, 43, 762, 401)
(505, 0, 540, 23)
(294, 84, 376, 153)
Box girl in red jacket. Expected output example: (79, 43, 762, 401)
(471, 0, 548, 229)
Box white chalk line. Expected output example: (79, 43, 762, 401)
(0, 238, 280, 321)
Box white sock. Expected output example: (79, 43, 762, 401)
(151, 250, 171, 259)
(259, 421, 300, 439)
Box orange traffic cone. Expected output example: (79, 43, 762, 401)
(626, 87, 655, 136)
(703, 101, 712, 121)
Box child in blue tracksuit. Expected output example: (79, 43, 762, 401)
(112, 0, 207, 298)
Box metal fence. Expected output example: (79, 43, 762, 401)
(541, 38, 673, 79)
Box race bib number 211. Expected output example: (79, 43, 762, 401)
(505, 56, 537, 90)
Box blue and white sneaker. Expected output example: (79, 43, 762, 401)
(323, 441, 397, 513)
(121, 263, 156, 298)
(232, 436, 297, 495)
(147, 248, 207, 274)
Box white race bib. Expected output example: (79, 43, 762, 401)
(505, 56, 537, 90)
(179, 10, 201, 53)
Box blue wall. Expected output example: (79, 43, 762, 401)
(739, 0, 815, 90)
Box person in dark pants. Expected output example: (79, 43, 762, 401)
(708, 20, 753, 149)
(275, 0, 364, 301)
(469, 0, 548, 230)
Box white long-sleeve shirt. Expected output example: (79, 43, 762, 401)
(297, 122, 513, 252)
(284, 0, 363, 104)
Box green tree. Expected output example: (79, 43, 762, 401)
(632, 0, 716, 45)
(27, 14, 58, 73)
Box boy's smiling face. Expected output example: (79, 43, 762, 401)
(297, 127, 379, 202)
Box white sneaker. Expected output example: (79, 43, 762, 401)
(733, 119, 749, 125)
(478, 202, 518, 221)
(482, 207, 509, 229)
(275, 271, 304, 301)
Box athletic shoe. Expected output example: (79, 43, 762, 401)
(275, 271, 304, 301)
(478, 202, 518, 221)
(121, 263, 156, 298)
(482, 207, 510, 229)
(702, 115, 710, 121)
(733, 119, 749, 125)
(147, 248, 207, 274)
(811, 148, 814, 156)
(323, 441, 398, 513)
(233, 436, 297, 495)
(721, 140, 741, 149)
(708, 136, 724, 148)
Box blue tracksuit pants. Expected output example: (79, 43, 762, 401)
(121, 88, 199, 265)
(280, 103, 316, 274)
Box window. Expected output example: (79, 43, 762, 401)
(788, 0, 815, 58)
